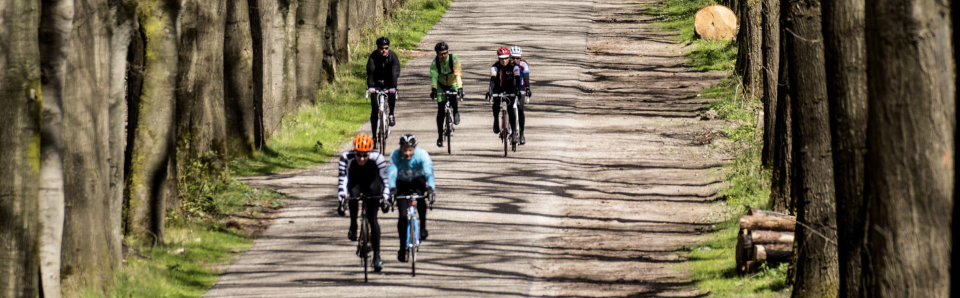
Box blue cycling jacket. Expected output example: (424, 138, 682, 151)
(387, 147, 435, 189)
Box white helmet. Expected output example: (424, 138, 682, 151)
(510, 46, 522, 57)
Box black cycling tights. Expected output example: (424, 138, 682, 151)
(435, 99, 459, 136)
(492, 96, 519, 133)
(395, 178, 428, 250)
(349, 198, 381, 256)
(369, 93, 397, 137)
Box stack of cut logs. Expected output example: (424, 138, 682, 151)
(736, 208, 796, 273)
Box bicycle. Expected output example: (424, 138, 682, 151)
(391, 193, 434, 277)
(338, 196, 375, 282)
(366, 84, 392, 152)
(439, 89, 462, 154)
(491, 92, 520, 156)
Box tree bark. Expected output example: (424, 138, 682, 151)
(769, 16, 792, 214)
(296, 0, 330, 107)
(249, 0, 283, 140)
(760, 0, 779, 167)
(740, 215, 796, 231)
(784, 0, 840, 297)
(282, 0, 300, 117)
(106, 0, 137, 266)
(225, 0, 256, 156)
(741, 0, 763, 101)
(60, 0, 118, 293)
(821, 0, 866, 296)
(38, 0, 75, 296)
(126, 0, 179, 246)
(862, 0, 954, 296)
(0, 1, 42, 296)
(247, 0, 266, 149)
(177, 0, 228, 178)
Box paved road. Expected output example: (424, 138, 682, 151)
(207, 0, 728, 297)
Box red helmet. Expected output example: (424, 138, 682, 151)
(353, 133, 374, 152)
(497, 47, 511, 59)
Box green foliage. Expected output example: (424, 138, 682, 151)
(685, 223, 790, 298)
(230, 0, 454, 176)
(648, 0, 737, 72)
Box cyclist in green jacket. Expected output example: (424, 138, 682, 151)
(429, 42, 464, 147)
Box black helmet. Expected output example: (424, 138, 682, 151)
(376, 37, 391, 47)
(399, 134, 418, 148)
(434, 42, 449, 52)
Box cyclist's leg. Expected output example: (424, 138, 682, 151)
(435, 100, 445, 136)
(395, 179, 415, 251)
(365, 197, 381, 256)
(348, 183, 364, 231)
(369, 95, 379, 137)
(518, 95, 526, 133)
(492, 96, 502, 133)
(507, 96, 519, 133)
(388, 92, 397, 116)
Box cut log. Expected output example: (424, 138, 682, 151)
(739, 215, 796, 231)
(694, 4, 737, 41)
(753, 244, 792, 262)
(748, 207, 796, 220)
(749, 230, 795, 245)
(735, 229, 753, 272)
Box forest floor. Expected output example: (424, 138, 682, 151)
(205, 0, 734, 296)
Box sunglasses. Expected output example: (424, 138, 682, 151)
(356, 153, 369, 158)
(437, 51, 449, 56)
(499, 57, 510, 61)
(379, 46, 389, 51)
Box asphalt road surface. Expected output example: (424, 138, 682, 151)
(207, 0, 729, 296)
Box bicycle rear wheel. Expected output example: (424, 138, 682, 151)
(501, 113, 509, 157)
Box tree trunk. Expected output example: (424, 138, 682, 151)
(107, 0, 137, 269)
(248, 0, 266, 149)
(225, 0, 256, 156)
(126, 0, 179, 246)
(822, 0, 866, 296)
(862, 0, 954, 296)
(0, 0, 42, 296)
(740, 215, 796, 231)
(760, 0, 779, 167)
(296, 0, 330, 107)
(60, 0, 117, 293)
(282, 0, 300, 116)
(742, 0, 763, 101)
(769, 16, 792, 214)
(38, 0, 75, 296)
(249, 0, 283, 140)
(784, 0, 840, 297)
(177, 0, 228, 178)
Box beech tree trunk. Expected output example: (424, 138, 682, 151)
(296, 0, 330, 107)
(769, 18, 792, 214)
(126, 0, 179, 246)
(784, 0, 840, 297)
(106, 0, 137, 264)
(225, 0, 256, 156)
(282, 0, 300, 116)
(862, 0, 954, 296)
(0, 0, 42, 296)
(177, 0, 229, 178)
(61, 0, 117, 293)
(822, 0, 866, 296)
(741, 0, 763, 101)
(38, 0, 75, 296)
(760, 0, 779, 167)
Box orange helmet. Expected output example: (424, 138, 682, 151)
(353, 134, 374, 152)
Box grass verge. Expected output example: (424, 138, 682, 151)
(231, 0, 454, 176)
(86, 0, 453, 297)
(649, 0, 791, 297)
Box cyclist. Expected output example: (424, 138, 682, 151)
(484, 47, 522, 142)
(510, 46, 531, 145)
(366, 36, 401, 138)
(337, 133, 391, 272)
(387, 135, 436, 262)
(430, 41, 464, 147)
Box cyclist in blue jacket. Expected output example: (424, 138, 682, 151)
(387, 134, 436, 262)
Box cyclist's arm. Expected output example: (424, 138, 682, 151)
(337, 152, 350, 196)
(387, 151, 400, 190)
(420, 150, 436, 189)
(430, 60, 439, 89)
(374, 152, 391, 198)
(453, 55, 463, 89)
(488, 66, 497, 93)
(389, 51, 401, 88)
(366, 54, 376, 88)
(521, 61, 531, 88)
(512, 65, 522, 92)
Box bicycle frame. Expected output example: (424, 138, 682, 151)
(493, 93, 519, 155)
(441, 90, 459, 154)
(341, 196, 374, 282)
(366, 89, 391, 151)
(393, 194, 428, 277)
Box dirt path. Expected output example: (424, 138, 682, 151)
(206, 0, 728, 297)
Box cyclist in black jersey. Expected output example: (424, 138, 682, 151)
(484, 46, 522, 136)
(367, 37, 401, 135)
(337, 133, 391, 272)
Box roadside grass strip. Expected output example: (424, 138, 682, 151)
(649, 0, 790, 296)
(87, 0, 454, 297)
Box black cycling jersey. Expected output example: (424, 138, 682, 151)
(366, 50, 401, 88)
(489, 61, 521, 94)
